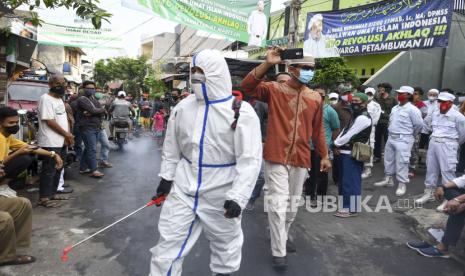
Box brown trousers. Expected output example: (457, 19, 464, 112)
(0, 197, 32, 263)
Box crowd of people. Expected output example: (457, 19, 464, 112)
(149, 47, 465, 275)
(1, 47, 465, 273)
(0, 74, 184, 267)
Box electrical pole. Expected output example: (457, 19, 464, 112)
(287, 0, 302, 48)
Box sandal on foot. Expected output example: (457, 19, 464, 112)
(90, 171, 104, 178)
(0, 255, 36, 266)
(37, 200, 61, 208)
(50, 194, 70, 200)
(98, 161, 113, 168)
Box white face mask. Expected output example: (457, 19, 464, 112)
(190, 72, 206, 100)
(340, 95, 350, 102)
(428, 96, 437, 102)
(330, 99, 338, 106)
(190, 83, 203, 99)
(367, 95, 374, 102)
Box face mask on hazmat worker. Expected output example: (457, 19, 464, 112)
(189, 50, 233, 101)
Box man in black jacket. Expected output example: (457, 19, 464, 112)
(76, 81, 105, 178)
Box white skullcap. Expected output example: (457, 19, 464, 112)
(309, 14, 323, 29)
(395, 86, 414, 95)
(328, 92, 339, 99)
(117, 91, 126, 97)
(428, 89, 439, 94)
(438, 92, 455, 102)
(364, 87, 376, 95)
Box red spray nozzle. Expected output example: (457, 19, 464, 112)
(146, 195, 166, 207)
(61, 245, 72, 262)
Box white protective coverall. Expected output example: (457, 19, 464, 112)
(149, 49, 262, 276)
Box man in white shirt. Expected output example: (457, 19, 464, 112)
(415, 92, 465, 210)
(374, 86, 424, 196)
(37, 74, 74, 207)
(419, 89, 439, 149)
(247, 0, 268, 47)
(424, 89, 440, 115)
(362, 87, 381, 179)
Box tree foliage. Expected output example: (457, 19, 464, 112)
(144, 60, 166, 99)
(311, 57, 360, 91)
(94, 56, 166, 99)
(0, 0, 111, 29)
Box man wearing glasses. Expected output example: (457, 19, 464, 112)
(241, 48, 331, 270)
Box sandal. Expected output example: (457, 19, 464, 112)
(90, 171, 104, 178)
(79, 169, 91, 174)
(0, 255, 36, 266)
(98, 161, 113, 168)
(37, 200, 61, 208)
(50, 194, 70, 200)
(334, 211, 358, 218)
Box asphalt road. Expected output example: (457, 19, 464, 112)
(1, 136, 464, 276)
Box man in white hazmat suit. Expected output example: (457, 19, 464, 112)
(149, 49, 262, 276)
(247, 0, 268, 47)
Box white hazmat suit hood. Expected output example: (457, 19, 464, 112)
(191, 49, 232, 102)
(150, 49, 262, 276)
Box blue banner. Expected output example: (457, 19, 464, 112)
(303, 0, 454, 58)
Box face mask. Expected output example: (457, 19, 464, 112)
(330, 99, 338, 106)
(84, 88, 95, 97)
(191, 72, 206, 99)
(351, 103, 362, 112)
(50, 85, 65, 95)
(191, 72, 206, 84)
(94, 92, 103, 100)
(397, 94, 408, 103)
(4, 125, 19, 135)
(340, 94, 352, 103)
(428, 96, 437, 102)
(440, 101, 453, 113)
(191, 83, 203, 98)
(297, 69, 315, 84)
(367, 95, 374, 102)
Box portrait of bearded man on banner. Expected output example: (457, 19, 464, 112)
(303, 14, 340, 58)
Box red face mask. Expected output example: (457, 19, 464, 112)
(341, 93, 352, 103)
(397, 94, 408, 103)
(440, 101, 453, 113)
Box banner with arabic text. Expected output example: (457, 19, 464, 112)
(303, 0, 454, 58)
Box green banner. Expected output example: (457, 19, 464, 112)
(38, 22, 123, 49)
(122, 0, 271, 47)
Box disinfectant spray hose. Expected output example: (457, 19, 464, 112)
(61, 195, 166, 262)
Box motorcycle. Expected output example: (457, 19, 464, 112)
(113, 119, 130, 150)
